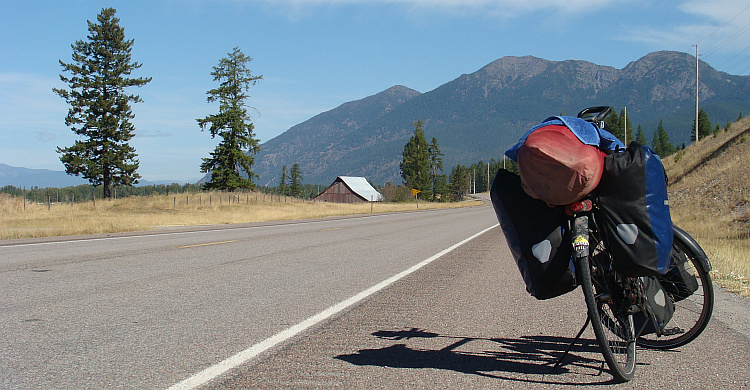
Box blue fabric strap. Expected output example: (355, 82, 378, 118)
(505, 116, 625, 161)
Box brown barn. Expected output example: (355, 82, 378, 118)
(313, 176, 384, 203)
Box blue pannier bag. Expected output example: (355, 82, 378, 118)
(491, 169, 577, 300)
(595, 142, 673, 276)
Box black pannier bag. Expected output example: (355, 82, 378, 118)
(491, 169, 577, 300)
(661, 244, 699, 302)
(595, 142, 673, 277)
(633, 276, 676, 336)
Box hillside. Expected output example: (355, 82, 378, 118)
(663, 118, 750, 296)
(251, 85, 421, 186)
(0, 164, 88, 188)
(251, 51, 750, 185)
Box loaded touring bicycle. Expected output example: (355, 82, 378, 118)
(491, 106, 714, 382)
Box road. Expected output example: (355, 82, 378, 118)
(2, 202, 749, 389)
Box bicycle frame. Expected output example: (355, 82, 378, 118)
(559, 198, 639, 381)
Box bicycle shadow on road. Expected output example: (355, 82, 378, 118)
(334, 328, 620, 386)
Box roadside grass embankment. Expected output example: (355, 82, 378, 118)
(0, 192, 481, 241)
(664, 116, 750, 297)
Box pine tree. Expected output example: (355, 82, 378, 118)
(604, 108, 624, 142)
(198, 47, 262, 191)
(54, 8, 151, 199)
(658, 124, 675, 156)
(279, 165, 288, 195)
(289, 163, 303, 197)
(652, 121, 675, 156)
(400, 120, 430, 192)
(651, 130, 662, 156)
(448, 164, 470, 201)
(427, 136, 444, 201)
(691, 109, 712, 142)
(620, 108, 633, 143)
(635, 125, 647, 145)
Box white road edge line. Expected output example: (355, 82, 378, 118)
(167, 223, 499, 390)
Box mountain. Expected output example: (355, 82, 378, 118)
(252, 85, 421, 186)
(0, 164, 89, 188)
(250, 51, 750, 186)
(0, 164, 186, 188)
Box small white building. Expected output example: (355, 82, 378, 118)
(313, 176, 384, 203)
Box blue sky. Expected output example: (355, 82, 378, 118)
(2, 0, 750, 183)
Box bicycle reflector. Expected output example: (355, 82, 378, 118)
(565, 199, 593, 215)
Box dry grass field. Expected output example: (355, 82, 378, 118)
(664, 116, 750, 297)
(0, 192, 481, 241)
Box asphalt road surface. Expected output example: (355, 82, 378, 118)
(2, 202, 749, 389)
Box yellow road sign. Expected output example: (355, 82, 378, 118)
(412, 189, 421, 196)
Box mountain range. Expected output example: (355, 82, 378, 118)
(5, 51, 749, 189)
(0, 163, 183, 188)
(251, 50, 750, 185)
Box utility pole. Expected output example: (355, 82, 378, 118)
(694, 44, 700, 143)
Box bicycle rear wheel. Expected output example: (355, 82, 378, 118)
(637, 227, 714, 349)
(578, 254, 636, 382)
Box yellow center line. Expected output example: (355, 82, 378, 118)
(175, 240, 237, 249)
(322, 227, 342, 231)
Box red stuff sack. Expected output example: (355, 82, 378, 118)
(517, 125, 606, 206)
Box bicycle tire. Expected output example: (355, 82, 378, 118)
(577, 253, 637, 382)
(637, 229, 714, 349)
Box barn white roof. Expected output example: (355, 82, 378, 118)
(339, 176, 384, 201)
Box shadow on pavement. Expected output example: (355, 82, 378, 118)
(335, 328, 621, 386)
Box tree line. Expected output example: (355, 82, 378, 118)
(1, 183, 203, 204)
(602, 107, 741, 158)
(399, 120, 503, 202)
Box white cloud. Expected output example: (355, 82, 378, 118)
(680, 0, 750, 23)
(613, 0, 750, 62)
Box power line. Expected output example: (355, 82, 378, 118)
(696, 3, 750, 75)
(703, 19, 750, 57)
(697, 3, 750, 46)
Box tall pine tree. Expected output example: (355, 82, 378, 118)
(635, 125, 647, 145)
(289, 163, 303, 197)
(198, 47, 262, 191)
(428, 136, 444, 201)
(400, 120, 430, 193)
(692, 109, 712, 142)
(448, 164, 470, 201)
(54, 8, 151, 199)
(652, 121, 675, 156)
(279, 165, 288, 195)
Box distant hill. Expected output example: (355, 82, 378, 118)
(250, 51, 750, 185)
(0, 164, 89, 188)
(0, 164, 184, 188)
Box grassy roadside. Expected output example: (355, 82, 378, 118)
(0, 192, 482, 240)
(664, 117, 750, 297)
